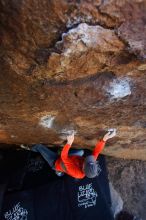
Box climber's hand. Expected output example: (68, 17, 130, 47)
(67, 132, 74, 145)
(103, 129, 116, 141)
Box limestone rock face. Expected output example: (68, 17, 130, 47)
(0, 0, 146, 160)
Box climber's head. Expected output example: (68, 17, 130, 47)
(83, 155, 97, 178)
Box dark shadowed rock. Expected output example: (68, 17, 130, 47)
(107, 156, 146, 220)
(0, 0, 146, 160)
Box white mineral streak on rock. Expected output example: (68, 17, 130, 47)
(39, 115, 55, 128)
(60, 128, 77, 135)
(57, 23, 122, 57)
(59, 128, 77, 140)
(107, 78, 131, 99)
(64, 23, 102, 56)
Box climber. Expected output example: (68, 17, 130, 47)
(32, 129, 116, 179)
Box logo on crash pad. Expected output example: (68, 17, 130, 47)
(78, 183, 98, 208)
(4, 202, 28, 220)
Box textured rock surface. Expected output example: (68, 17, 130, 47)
(0, 0, 146, 160)
(107, 156, 146, 219)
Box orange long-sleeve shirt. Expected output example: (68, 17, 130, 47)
(55, 140, 106, 179)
